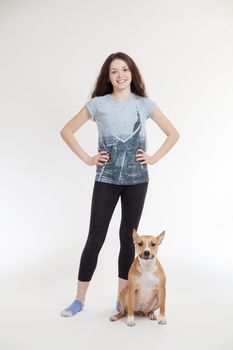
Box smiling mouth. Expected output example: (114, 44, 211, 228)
(117, 79, 127, 83)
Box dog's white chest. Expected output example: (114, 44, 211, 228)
(136, 264, 160, 302)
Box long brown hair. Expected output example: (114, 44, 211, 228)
(91, 52, 148, 98)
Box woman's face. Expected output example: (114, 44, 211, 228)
(109, 59, 132, 92)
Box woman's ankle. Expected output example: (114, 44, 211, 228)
(76, 297, 85, 303)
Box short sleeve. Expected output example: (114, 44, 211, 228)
(85, 97, 98, 121)
(144, 98, 157, 119)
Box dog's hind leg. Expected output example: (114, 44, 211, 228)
(110, 309, 125, 321)
(110, 288, 128, 322)
(110, 298, 127, 321)
(157, 285, 167, 325)
(148, 310, 158, 320)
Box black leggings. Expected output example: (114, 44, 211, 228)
(78, 180, 148, 282)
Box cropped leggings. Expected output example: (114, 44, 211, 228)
(78, 180, 148, 282)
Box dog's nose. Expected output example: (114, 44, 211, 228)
(144, 250, 150, 256)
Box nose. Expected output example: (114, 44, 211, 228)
(144, 250, 150, 257)
(117, 72, 125, 78)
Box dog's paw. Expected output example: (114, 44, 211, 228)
(158, 315, 167, 325)
(127, 316, 135, 327)
(109, 315, 117, 321)
(149, 312, 157, 320)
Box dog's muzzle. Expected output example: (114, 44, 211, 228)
(139, 250, 154, 260)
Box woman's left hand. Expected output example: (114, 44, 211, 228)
(135, 149, 154, 165)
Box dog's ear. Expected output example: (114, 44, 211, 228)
(156, 230, 165, 245)
(132, 228, 139, 242)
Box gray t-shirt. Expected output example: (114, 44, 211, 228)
(86, 92, 157, 185)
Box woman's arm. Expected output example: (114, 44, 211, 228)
(136, 106, 180, 165)
(60, 106, 109, 166)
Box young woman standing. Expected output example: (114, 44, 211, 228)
(60, 52, 180, 317)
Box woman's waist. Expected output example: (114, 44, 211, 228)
(98, 139, 147, 154)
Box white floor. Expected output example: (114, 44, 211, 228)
(1, 261, 233, 350)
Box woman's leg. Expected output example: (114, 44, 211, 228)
(75, 280, 90, 300)
(117, 182, 149, 300)
(61, 181, 122, 316)
(77, 181, 121, 283)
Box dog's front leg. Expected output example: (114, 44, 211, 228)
(148, 289, 159, 320)
(127, 287, 135, 327)
(158, 285, 167, 325)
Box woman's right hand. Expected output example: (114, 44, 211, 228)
(85, 150, 110, 166)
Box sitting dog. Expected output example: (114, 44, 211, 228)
(110, 228, 166, 327)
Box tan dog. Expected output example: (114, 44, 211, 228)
(110, 229, 166, 327)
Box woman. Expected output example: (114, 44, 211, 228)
(60, 52, 180, 317)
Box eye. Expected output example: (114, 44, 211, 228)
(151, 242, 156, 247)
(138, 241, 143, 247)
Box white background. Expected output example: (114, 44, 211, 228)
(1, 0, 233, 349)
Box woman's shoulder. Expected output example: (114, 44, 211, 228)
(85, 95, 110, 120)
(86, 94, 110, 107)
(133, 93, 156, 105)
(88, 94, 109, 101)
(133, 94, 157, 118)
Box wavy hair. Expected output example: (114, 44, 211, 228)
(91, 52, 148, 98)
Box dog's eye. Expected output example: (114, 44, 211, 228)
(151, 242, 156, 247)
(138, 242, 143, 247)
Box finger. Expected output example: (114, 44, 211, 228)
(100, 155, 109, 161)
(99, 152, 110, 160)
(101, 155, 109, 160)
(99, 157, 108, 164)
(136, 149, 144, 154)
(136, 156, 144, 161)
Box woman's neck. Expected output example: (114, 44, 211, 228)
(110, 89, 132, 102)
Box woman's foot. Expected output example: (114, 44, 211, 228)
(60, 299, 84, 317)
(116, 300, 121, 311)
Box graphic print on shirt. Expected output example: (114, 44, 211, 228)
(96, 107, 148, 184)
(86, 93, 157, 185)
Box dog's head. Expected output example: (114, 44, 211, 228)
(132, 228, 165, 260)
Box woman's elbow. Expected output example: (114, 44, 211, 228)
(173, 128, 180, 141)
(60, 127, 71, 138)
(60, 128, 66, 139)
(175, 130, 180, 140)
(169, 129, 180, 143)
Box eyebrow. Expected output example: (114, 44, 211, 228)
(110, 66, 128, 70)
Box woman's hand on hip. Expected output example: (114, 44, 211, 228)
(135, 149, 155, 165)
(85, 150, 110, 166)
